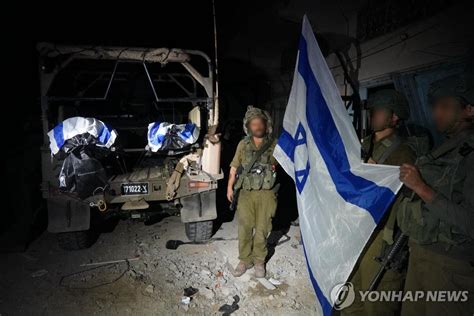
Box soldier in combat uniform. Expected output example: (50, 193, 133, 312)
(343, 89, 416, 316)
(227, 106, 278, 278)
(398, 72, 474, 315)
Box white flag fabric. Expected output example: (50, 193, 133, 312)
(147, 122, 200, 152)
(48, 116, 117, 155)
(273, 16, 403, 316)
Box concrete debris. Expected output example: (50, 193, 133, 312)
(220, 287, 231, 297)
(3, 217, 316, 315)
(80, 257, 140, 267)
(256, 278, 277, 290)
(199, 287, 215, 300)
(268, 277, 282, 285)
(145, 284, 154, 294)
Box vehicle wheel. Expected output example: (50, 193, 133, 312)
(185, 220, 213, 242)
(57, 230, 99, 250)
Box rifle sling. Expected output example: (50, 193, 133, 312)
(236, 139, 274, 187)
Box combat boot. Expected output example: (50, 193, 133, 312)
(254, 262, 266, 278)
(232, 261, 253, 277)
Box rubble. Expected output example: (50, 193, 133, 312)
(145, 284, 155, 294)
(0, 216, 317, 315)
(256, 278, 277, 290)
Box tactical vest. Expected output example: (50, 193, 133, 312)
(398, 130, 474, 245)
(235, 137, 277, 191)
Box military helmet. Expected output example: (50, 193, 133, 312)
(243, 105, 273, 136)
(428, 72, 474, 106)
(367, 89, 410, 120)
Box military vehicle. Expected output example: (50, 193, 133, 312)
(38, 43, 222, 250)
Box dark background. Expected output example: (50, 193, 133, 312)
(1, 1, 296, 251)
(2, 0, 471, 250)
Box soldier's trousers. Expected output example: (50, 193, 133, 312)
(342, 228, 404, 316)
(237, 189, 277, 264)
(401, 242, 474, 316)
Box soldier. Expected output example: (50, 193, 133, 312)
(343, 89, 416, 316)
(227, 106, 278, 278)
(398, 73, 474, 315)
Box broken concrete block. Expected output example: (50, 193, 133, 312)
(200, 287, 214, 300)
(145, 284, 154, 294)
(257, 278, 277, 290)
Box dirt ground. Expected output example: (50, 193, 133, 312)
(0, 214, 318, 316)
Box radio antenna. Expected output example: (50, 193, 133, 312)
(212, 0, 219, 126)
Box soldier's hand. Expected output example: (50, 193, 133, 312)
(227, 187, 233, 202)
(367, 158, 377, 164)
(400, 163, 436, 203)
(399, 164, 425, 190)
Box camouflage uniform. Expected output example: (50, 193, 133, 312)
(398, 74, 474, 315)
(343, 90, 416, 316)
(230, 106, 278, 265)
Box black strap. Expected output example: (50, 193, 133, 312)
(364, 133, 375, 163)
(239, 139, 274, 180)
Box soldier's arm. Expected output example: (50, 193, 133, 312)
(270, 138, 279, 166)
(423, 154, 474, 238)
(227, 141, 244, 202)
(402, 154, 474, 238)
(227, 167, 238, 202)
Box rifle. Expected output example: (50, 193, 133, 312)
(229, 165, 243, 211)
(368, 231, 409, 291)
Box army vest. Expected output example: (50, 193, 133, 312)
(235, 137, 277, 191)
(398, 129, 474, 246)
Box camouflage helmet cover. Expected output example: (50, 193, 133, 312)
(428, 72, 474, 106)
(243, 105, 273, 136)
(367, 89, 410, 120)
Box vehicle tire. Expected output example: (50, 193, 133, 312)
(185, 220, 213, 242)
(57, 230, 98, 250)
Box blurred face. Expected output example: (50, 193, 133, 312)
(248, 117, 267, 138)
(432, 96, 470, 133)
(371, 107, 396, 132)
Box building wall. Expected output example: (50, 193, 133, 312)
(327, 0, 474, 93)
(220, 0, 473, 135)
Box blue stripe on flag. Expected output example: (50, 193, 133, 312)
(277, 129, 296, 160)
(98, 125, 111, 145)
(179, 123, 196, 141)
(301, 236, 333, 316)
(53, 122, 65, 150)
(149, 122, 165, 146)
(298, 35, 395, 223)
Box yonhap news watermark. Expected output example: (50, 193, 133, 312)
(330, 282, 469, 310)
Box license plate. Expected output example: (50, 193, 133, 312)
(121, 183, 149, 195)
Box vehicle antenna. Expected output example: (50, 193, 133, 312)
(212, 0, 219, 126)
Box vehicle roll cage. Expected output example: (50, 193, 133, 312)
(37, 43, 219, 144)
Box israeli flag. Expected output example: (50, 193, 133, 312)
(147, 122, 200, 152)
(48, 116, 117, 155)
(273, 16, 402, 315)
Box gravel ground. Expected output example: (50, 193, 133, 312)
(0, 215, 318, 315)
